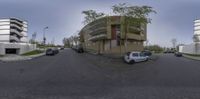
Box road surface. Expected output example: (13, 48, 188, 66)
(0, 49, 200, 99)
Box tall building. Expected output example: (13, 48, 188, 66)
(0, 18, 28, 43)
(179, 19, 200, 54)
(79, 16, 147, 56)
(194, 19, 200, 43)
(0, 18, 36, 55)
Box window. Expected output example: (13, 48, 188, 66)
(140, 53, 145, 57)
(132, 53, 139, 57)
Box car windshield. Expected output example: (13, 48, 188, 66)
(140, 53, 146, 57)
(0, 0, 199, 99)
(132, 53, 139, 57)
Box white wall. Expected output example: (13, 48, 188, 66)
(0, 25, 10, 29)
(0, 35, 10, 41)
(179, 43, 200, 55)
(0, 30, 10, 34)
(0, 43, 36, 55)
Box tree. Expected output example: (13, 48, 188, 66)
(171, 38, 177, 48)
(82, 10, 105, 25)
(112, 3, 156, 24)
(63, 38, 70, 47)
(111, 3, 156, 52)
(146, 45, 163, 53)
(30, 32, 37, 44)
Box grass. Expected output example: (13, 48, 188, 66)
(183, 54, 200, 61)
(22, 50, 44, 56)
(183, 53, 200, 57)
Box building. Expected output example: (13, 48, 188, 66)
(179, 19, 200, 55)
(79, 16, 147, 56)
(0, 18, 36, 55)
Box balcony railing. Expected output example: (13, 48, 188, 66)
(10, 20, 23, 26)
(10, 29, 23, 37)
(10, 35, 20, 42)
(193, 34, 200, 42)
(88, 34, 107, 41)
(89, 27, 107, 35)
(10, 24, 23, 31)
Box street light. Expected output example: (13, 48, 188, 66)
(43, 26, 49, 45)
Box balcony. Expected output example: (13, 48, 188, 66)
(89, 27, 107, 36)
(88, 34, 107, 41)
(10, 24, 23, 31)
(10, 35, 20, 42)
(10, 20, 23, 26)
(126, 33, 146, 41)
(10, 29, 23, 37)
(193, 34, 200, 42)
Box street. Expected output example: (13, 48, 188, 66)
(0, 49, 200, 99)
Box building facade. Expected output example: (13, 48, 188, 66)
(79, 16, 147, 56)
(0, 18, 36, 55)
(179, 19, 200, 55)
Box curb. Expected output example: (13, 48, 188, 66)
(0, 53, 45, 62)
(183, 54, 200, 61)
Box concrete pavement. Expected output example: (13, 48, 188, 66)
(0, 49, 200, 99)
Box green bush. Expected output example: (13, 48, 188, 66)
(145, 45, 164, 53)
(22, 50, 44, 56)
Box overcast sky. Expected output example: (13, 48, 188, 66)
(0, 0, 199, 47)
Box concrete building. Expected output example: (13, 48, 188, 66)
(0, 18, 36, 55)
(179, 19, 200, 55)
(79, 16, 147, 56)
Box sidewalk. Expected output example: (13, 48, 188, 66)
(0, 53, 45, 62)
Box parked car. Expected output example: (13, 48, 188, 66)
(174, 52, 182, 57)
(72, 45, 84, 53)
(142, 50, 152, 56)
(60, 47, 65, 50)
(124, 52, 149, 64)
(164, 50, 172, 53)
(53, 48, 59, 54)
(46, 48, 55, 56)
(76, 45, 84, 53)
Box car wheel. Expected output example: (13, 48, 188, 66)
(129, 60, 135, 64)
(145, 58, 149, 61)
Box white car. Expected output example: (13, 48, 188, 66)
(124, 52, 149, 64)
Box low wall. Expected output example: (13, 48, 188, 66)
(179, 43, 200, 55)
(0, 43, 36, 55)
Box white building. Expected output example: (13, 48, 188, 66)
(179, 19, 200, 55)
(0, 18, 36, 55)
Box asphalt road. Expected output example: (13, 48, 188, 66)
(0, 49, 200, 99)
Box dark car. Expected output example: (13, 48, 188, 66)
(60, 47, 65, 50)
(164, 50, 175, 53)
(76, 45, 84, 53)
(142, 50, 152, 56)
(46, 48, 55, 56)
(174, 52, 182, 57)
(53, 48, 59, 54)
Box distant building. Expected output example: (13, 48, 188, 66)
(179, 19, 200, 54)
(79, 16, 147, 56)
(0, 18, 36, 55)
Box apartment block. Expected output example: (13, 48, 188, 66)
(79, 16, 147, 56)
(0, 18, 36, 55)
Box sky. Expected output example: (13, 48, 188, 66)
(0, 0, 199, 47)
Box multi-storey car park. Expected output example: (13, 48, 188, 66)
(0, 18, 36, 55)
(79, 16, 147, 56)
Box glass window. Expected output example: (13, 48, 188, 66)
(140, 53, 145, 57)
(132, 53, 139, 57)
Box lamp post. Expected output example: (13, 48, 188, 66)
(43, 26, 48, 45)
